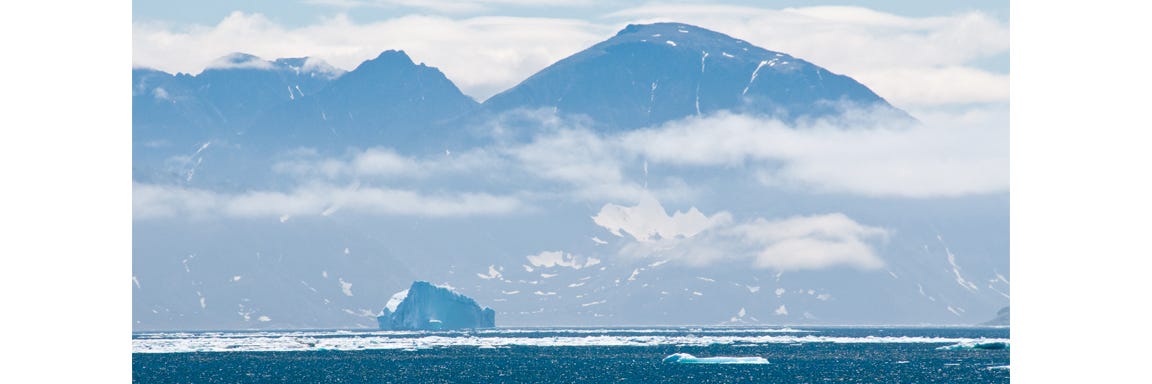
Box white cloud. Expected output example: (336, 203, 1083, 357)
(598, 197, 888, 271)
(133, 182, 525, 220)
(274, 145, 504, 181)
(499, 119, 696, 202)
(732, 214, 888, 270)
(621, 108, 1008, 198)
(205, 53, 275, 70)
(507, 128, 624, 188)
(852, 66, 1009, 107)
(134, 183, 221, 220)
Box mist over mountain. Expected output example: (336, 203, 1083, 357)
(131, 23, 1008, 331)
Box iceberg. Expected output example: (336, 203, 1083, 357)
(377, 281, 496, 331)
(662, 353, 768, 364)
(936, 340, 1010, 351)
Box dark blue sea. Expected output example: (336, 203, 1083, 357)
(132, 327, 1009, 383)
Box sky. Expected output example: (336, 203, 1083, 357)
(7, 0, 1152, 382)
(133, 0, 1009, 28)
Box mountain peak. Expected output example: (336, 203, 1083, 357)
(373, 49, 415, 64)
(484, 21, 902, 130)
(615, 22, 718, 37)
(607, 22, 762, 55)
(205, 52, 274, 71)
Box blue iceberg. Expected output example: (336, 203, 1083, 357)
(377, 281, 495, 331)
(662, 353, 768, 364)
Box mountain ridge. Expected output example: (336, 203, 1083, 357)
(134, 22, 908, 154)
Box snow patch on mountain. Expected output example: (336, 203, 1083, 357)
(477, 265, 503, 280)
(526, 251, 600, 270)
(592, 195, 731, 242)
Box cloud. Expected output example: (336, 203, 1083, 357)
(620, 107, 1008, 198)
(134, 183, 222, 220)
(269, 103, 1005, 201)
(851, 66, 1009, 107)
(594, 196, 888, 271)
(205, 53, 275, 70)
(133, 182, 526, 220)
(273, 147, 421, 179)
(272, 146, 506, 182)
(732, 214, 888, 270)
(133, 5, 1006, 106)
(503, 125, 654, 201)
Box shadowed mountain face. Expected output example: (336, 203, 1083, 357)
(132, 22, 906, 160)
(132, 54, 344, 149)
(133, 51, 478, 159)
(249, 50, 480, 152)
(482, 22, 905, 130)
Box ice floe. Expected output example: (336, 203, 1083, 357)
(663, 353, 768, 364)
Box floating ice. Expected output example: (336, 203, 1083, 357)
(936, 340, 1010, 350)
(663, 353, 768, 364)
(134, 328, 997, 354)
(377, 281, 494, 330)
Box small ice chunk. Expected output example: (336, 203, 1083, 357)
(663, 353, 768, 364)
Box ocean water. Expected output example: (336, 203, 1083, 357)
(133, 327, 1009, 383)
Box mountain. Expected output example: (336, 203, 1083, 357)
(982, 306, 1010, 326)
(132, 53, 344, 150)
(131, 23, 1007, 331)
(249, 50, 480, 152)
(133, 24, 904, 156)
(132, 51, 479, 188)
(133, 51, 478, 156)
(377, 281, 496, 330)
(482, 22, 905, 130)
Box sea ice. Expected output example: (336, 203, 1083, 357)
(936, 340, 1009, 350)
(662, 353, 768, 364)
